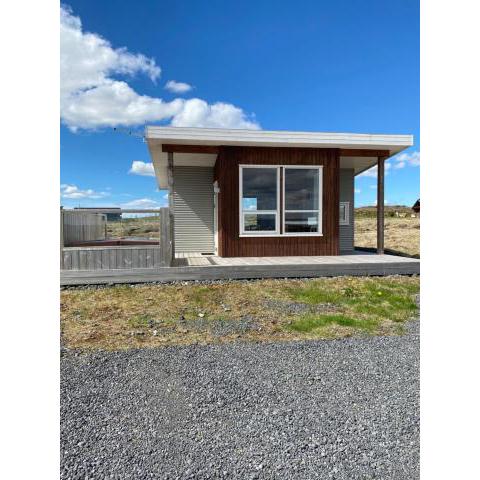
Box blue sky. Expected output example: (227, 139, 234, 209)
(60, 0, 419, 209)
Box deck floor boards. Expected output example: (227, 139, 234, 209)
(61, 252, 419, 286)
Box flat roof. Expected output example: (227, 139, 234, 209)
(145, 126, 414, 188)
(146, 126, 413, 149)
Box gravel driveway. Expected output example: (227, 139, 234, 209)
(61, 321, 419, 479)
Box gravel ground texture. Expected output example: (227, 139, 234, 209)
(61, 320, 419, 480)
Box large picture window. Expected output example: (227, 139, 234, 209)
(240, 166, 279, 234)
(239, 165, 323, 236)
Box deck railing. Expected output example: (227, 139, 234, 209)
(60, 207, 173, 270)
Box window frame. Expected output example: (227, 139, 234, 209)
(339, 201, 350, 226)
(239, 164, 323, 238)
(239, 165, 281, 236)
(282, 165, 323, 237)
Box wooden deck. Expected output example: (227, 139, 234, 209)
(60, 252, 419, 286)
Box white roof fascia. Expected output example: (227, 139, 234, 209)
(146, 126, 413, 151)
(145, 127, 414, 187)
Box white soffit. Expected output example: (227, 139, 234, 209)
(146, 127, 413, 188)
(150, 148, 217, 188)
(339, 156, 379, 175)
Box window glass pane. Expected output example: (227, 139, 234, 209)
(244, 213, 276, 232)
(242, 197, 257, 211)
(340, 204, 346, 221)
(242, 168, 277, 211)
(284, 168, 319, 210)
(284, 211, 319, 233)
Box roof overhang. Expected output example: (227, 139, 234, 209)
(145, 126, 413, 188)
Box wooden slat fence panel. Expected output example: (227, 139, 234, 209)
(62, 246, 171, 270)
(61, 207, 172, 270)
(63, 212, 106, 245)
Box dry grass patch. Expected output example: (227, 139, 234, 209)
(355, 216, 420, 257)
(61, 276, 419, 351)
(106, 216, 160, 239)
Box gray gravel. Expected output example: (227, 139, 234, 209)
(61, 321, 419, 479)
(60, 274, 420, 291)
(174, 314, 258, 337)
(262, 299, 340, 316)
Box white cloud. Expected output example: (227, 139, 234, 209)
(171, 99, 259, 129)
(369, 185, 377, 189)
(359, 162, 392, 178)
(391, 150, 420, 169)
(60, 6, 259, 131)
(121, 198, 161, 209)
(165, 80, 193, 94)
(61, 80, 185, 130)
(354, 188, 361, 194)
(129, 161, 155, 177)
(60, 184, 109, 199)
(358, 151, 419, 177)
(358, 167, 377, 178)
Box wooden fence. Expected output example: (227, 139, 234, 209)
(62, 245, 166, 270)
(60, 208, 173, 270)
(62, 211, 106, 245)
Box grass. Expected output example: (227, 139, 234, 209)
(286, 314, 377, 333)
(355, 205, 415, 218)
(106, 215, 160, 239)
(61, 276, 419, 350)
(284, 276, 418, 334)
(355, 215, 420, 257)
(285, 283, 342, 304)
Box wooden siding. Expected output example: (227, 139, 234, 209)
(163, 144, 220, 154)
(214, 146, 340, 257)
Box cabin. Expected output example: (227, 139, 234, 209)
(60, 127, 420, 284)
(412, 199, 420, 216)
(74, 207, 122, 221)
(146, 127, 413, 258)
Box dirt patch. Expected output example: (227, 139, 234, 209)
(262, 299, 340, 315)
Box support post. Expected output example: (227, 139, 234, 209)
(60, 206, 64, 269)
(158, 208, 171, 266)
(167, 151, 175, 265)
(377, 156, 386, 254)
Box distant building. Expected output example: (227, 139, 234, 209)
(74, 207, 122, 221)
(412, 199, 420, 215)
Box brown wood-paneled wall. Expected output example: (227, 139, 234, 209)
(214, 146, 340, 257)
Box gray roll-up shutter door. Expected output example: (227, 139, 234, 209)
(173, 166, 215, 253)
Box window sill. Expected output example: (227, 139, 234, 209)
(239, 233, 324, 238)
